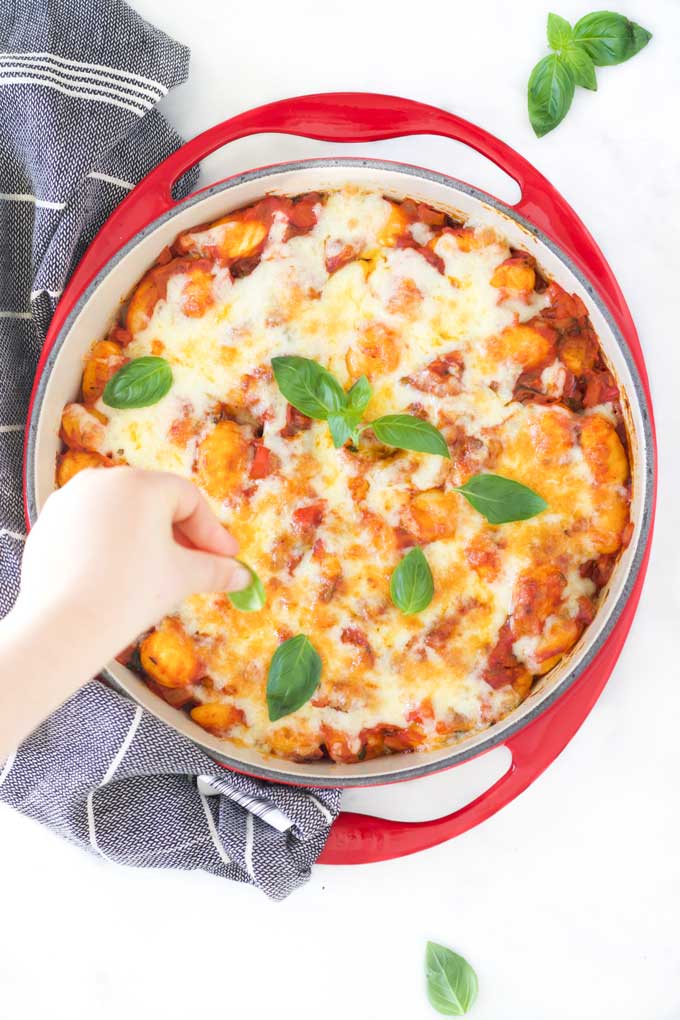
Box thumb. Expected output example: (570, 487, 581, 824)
(175, 549, 252, 598)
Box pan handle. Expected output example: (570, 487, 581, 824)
(318, 597, 640, 866)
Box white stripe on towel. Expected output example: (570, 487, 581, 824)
(0, 424, 24, 433)
(0, 750, 17, 789)
(198, 789, 232, 868)
(0, 311, 31, 320)
(1, 51, 168, 94)
(30, 288, 63, 299)
(87, 705, 143, 859)
(87, 172, 135, 190)
(307, 793, 333, 824)
(0, 192, 66, 209)
(0, 529, 26, 542)
(244, 811, 255, 879)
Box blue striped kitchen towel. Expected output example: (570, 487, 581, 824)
(0, 0, 340, 900)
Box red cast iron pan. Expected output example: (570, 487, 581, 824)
(23, 93, 657, 866)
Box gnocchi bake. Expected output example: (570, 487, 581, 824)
(56, 187, 632, 763)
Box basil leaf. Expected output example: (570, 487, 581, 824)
(528, 53, 575, 137)
(227, 561, 266, 612)
(103, 356, 173, 409)
(271, 356, 346, 421)
(390, 547, 434, 615)
(328, 413, 354, 449)
(573, 11, 651, 66)
(346, 375, 372, 413)
(563, 43, 598, 90)
(370, 414, 451, 459)
(454, 473, 547, 524)
(266, 634, 322, 722)
(425, 942, 478, 1016)
(547, 12, 573, 50)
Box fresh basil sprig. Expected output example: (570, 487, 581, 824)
(266, 634, 322, 722)
(103, 356, 173, 409)
(528, 10, 651, 137)
(390, 547, 434, 615)
(271, 355, 450, 458)
(425, 942, 478, 1016)
(454, 473, 547, 525)
(227, 561, 266, 613)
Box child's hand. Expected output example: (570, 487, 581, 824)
(15, 466, 250, 655)
(0, 467, 250, 758)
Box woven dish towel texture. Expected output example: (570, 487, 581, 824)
(0, 0, 340, 900)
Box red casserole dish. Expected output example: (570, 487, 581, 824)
(23, 93, 656, 864)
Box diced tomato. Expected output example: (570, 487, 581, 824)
(292, 501, 326, 533)
(582, 369, 619, 407)
(108, 325, 132, 346)
(280, 403, 313, 437)
(395, 235, 445, 274)
(576, 596, 596, 627)
(341, 626, 374, 667)
(482, 620, 528, 689)
(403, 350, 464, 396)
(406, 698, 435, 724)
(287, 193, 320, 235)
(325, 242, 357, 274)
(154, 246, 173, 266)
(249, 442, 277, 479)
(542, 282, 590, 330)
(579, 554, 617, 590)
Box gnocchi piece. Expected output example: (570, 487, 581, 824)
(558, 330, 597, 375)
(465, 532, 502, 582)
(140, 618, 202, 688)
(488, 323, 555, 371)
(179, 263, 216, 318)
(126, 258, 215, 334)
(587, 491, 629, 555)
(527, 408, 575, 466)
(196, 420, 249, 500)
(56, 449, 111, 487)
(580, 414, 628, 485)
(176, 216, 268, 263)
(532, 616, 583, 675)
(377, 200, 410, 246)
(345, 323, 400, 380)
(490, 256, 536, 293)
(60, 402, 106, 453)
(81, 339, 126, 402)
(403, 490, 459, 544)
(190, 702, 246, 736)
(266, 725, 323, 762)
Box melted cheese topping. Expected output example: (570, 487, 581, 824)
(60, 188, 632, 763)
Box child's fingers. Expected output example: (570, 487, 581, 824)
(173, 501, 238, 556)
(175, 548, 251, 596)
(155, 472, 238, 556)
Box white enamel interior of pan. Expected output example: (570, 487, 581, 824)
(29, 161, 652, 788)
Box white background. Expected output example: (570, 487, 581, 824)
(2, 1, 679, 1018)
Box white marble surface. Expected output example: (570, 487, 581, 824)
(1, 1, 679, 1017)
